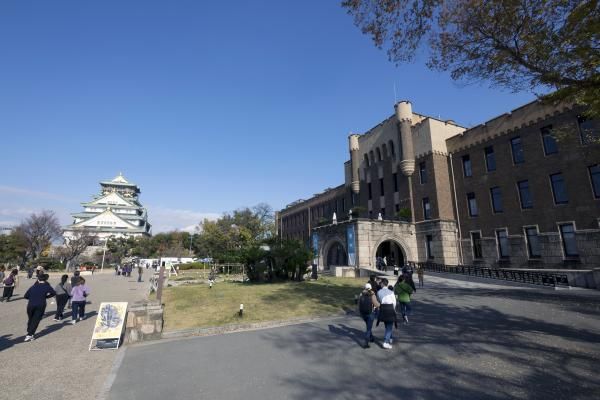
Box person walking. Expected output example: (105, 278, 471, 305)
(23, 273, 56, 341)
(1, 269, 19, 302)
(137, 265, 143, 282)
(417, 265, 424, 288)
(395, 275, 414, 324)
(376, 278, 397, 349)
(27, 266, 34, 279)
(358, 283, 380, 348)
(53, 274, 72, 321)
(70, 278, 90, 324)
(0, 266, 5, 287)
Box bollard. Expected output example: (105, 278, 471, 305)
(239, 303, 244, 317)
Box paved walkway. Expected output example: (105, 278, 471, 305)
(107, 274, 600, 400)
(0, 271, 148, 400)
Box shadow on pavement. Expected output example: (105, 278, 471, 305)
(260, 286, 600, 400)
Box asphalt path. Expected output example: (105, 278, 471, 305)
(0, 270, 148, 400)
(107, 275, 600, 400)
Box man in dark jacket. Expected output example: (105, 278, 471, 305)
(23, 274, 56, 342)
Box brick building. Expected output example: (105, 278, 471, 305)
(277, 99, 600, 271)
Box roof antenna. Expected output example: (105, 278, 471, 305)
(393, 82, 397, 104)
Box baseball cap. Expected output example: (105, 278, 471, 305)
(364, 283, 372, 290)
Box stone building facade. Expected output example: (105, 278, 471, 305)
(277, 99, 600, 271)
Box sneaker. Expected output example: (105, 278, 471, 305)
(389, 338, 393, 344)
(363, 340, 370, 349)
(70, 320, 77, 325)
(403, 315, 409, 324)
(53, 318, 60, 322)
(382, 342, 392, 349)
(24, 335, 34, 342)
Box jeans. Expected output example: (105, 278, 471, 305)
(72, 301, 86, 320)
(55, 294, 69, 320)
(362, 311, 377, 341)
(27, 305, 46, 336)
(400, 302, 412, 317)
(383, 322, 394, 344)
(138, 274, 142, 282)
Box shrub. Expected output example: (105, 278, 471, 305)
(178, 262, 210, 270)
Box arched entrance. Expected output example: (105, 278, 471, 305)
(326, 241, 347, 268)
(375, 240, 405, 271)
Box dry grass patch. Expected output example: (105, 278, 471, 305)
(162, 277, 364, 331)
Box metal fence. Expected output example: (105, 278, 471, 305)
(410, 262, 569, 288)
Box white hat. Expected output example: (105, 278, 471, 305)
(364, 283, 372, 290)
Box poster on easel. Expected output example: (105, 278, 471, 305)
(89, 302, 128, 351)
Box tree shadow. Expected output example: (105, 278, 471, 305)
(258, 291, 600, 400)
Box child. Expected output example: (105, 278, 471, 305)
(70, 278, 90, 324)
(23, 273, 56, 341)
(1, 269, 19, 302)
(394, 275, 414, 324)
(53, 274, 72, 321)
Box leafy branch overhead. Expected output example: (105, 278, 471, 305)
(342, 0, 600, 117)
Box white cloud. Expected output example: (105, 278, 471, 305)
(0, 185, 76, 202)
(148, 206, 221, 233)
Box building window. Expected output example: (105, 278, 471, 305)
(578, 116, 600, 145)
(550, 173, 568, 204)
(364, 154, 370, 167)
(376, 148, 382, 162)
(471, 232, 483, 259)
(393, 172, 398, 192)
(496, 229, 509, 258)
(559, 223, 578, 257)
(419, 162, 427, 184)
(467, 192, 478, 217)
(426, 235, 434, 259)
(517, 180, 533, 209)
(510, 137, 524, 164)
(484, 146, 496, 172)
(541, 125, 558, 155)
(341, 198, 346, 213)
(462, 155, 472, 177)
(490, 187, 503, 213)
(422, 197, 431, 220)
(395, 204, 400, 213)
(389, 140, 395, 157)
(380, 208, 385, 218)
(379, 178, 384, 196)
(589, 165, 600, 198)
(368, 182, 372, 200)
(524, 227, 541, 258)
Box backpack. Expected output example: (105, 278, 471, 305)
(358, 292, 374, 315)
(3, 275, 14, 286)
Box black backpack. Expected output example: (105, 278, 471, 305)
(359, 292, 374, 315)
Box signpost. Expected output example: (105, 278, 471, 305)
(89, 302, 128, 351)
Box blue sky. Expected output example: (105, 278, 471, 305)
(0, 1, 535, 232)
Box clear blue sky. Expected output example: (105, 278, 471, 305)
(0, 0, 535, 232)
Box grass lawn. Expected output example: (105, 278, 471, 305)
(162, 277, 364, 331)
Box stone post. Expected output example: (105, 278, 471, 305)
(395, 101, 416, 222)
(349, 134, 361, 194)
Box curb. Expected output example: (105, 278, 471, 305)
(159, 312, 354, 341)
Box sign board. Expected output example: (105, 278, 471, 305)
(89, 302, 128, 351)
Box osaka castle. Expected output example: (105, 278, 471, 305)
(63, 173, 152, 242)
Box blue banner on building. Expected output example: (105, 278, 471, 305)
(312, 233, 319, 259)
(346, 225, 356, 266)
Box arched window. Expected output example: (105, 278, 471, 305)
(382, 143, 388, 158)
(369, 151, 374, 165)
(389, 140, 395, 158)
(364, 154, 370, 167)
(376, 148, 382, 162)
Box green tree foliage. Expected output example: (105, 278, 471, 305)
(0, 231, 27, 265)
(342, 0, 600, 117)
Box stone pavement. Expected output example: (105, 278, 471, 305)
(107, 274, 600, 400)
(0, 270, 148, 400)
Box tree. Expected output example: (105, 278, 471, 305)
(58, 230, 97, 270)
(0, 231, 27, 265)
(342, 0, 600, 117)
(17, 210, 62, 262)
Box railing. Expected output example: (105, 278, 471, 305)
(410, 262, 569, 288)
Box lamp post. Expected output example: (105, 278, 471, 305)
(100, 238, 108, 272)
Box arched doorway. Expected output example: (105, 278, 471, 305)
(375, 240, 404, 271)
(326, 241, 348, 268)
